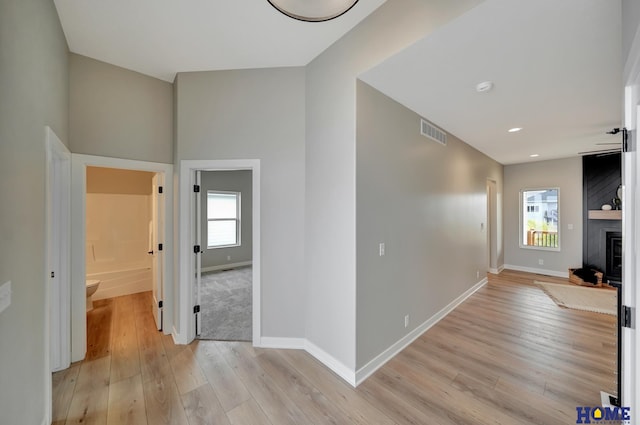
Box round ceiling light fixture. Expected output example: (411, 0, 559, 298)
(267, 0, 360, 22)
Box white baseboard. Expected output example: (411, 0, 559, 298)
(503, 264, 568, 278)
(172, 326, 187, 345)
(201, 261, 252, 273)
(354, 277, 488, 386)
(258, 337, 305, 350)
(489, 265, 504, 274)
(304, 340, 356, 387)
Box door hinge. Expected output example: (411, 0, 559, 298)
(158, 186, 163, 194)
(194, 184, 200, 193)
(158, 243, 163, 251)
(193, 305, 200, 314)
(158, 300, 163, 309)
(194, 245, 201, 254)
(622, 305, 634, 328)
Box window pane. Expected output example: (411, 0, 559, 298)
(522, 189, 559, 248)
(208, 193, 238, 219)
(208, 220, 237, 247)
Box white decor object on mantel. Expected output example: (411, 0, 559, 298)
(601, 204, 612, 210)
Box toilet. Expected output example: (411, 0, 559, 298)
(86, 279, 101, 311)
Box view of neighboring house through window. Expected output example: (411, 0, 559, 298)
(207, 191, 240, 248)
(521, 188, 559, 249)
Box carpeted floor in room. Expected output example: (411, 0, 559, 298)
(198, 266, 252, 341)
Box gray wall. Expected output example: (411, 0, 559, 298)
(0, 0, 69, 423)
(623, 0, 640, 66)
(305, 0, 482, 370)
(504, 157, 583, 275)
(355, 81, 503, 368)
(175, 67, 305, 338)
(70, 53, 173, 164)
(200, 170, 253, 269)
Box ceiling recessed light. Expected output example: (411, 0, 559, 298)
(530, 154, 539, 157)
(508, 127, 523, 133)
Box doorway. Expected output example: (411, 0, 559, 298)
(178, 159, 261, 346)
(195, 170, 253, 341)
(487, 179, 499, 274)
(84, 167, 160, 338)
(70, 154, 173, 362)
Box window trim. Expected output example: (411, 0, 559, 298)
(519, 187, 561, 252)
(206, 190, 241, 249)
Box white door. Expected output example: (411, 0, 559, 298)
(151, 173, 164, 331)
(46, 126, 70, 373)
(194, 170, 202, 336)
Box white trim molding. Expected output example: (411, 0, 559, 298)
(354, 277, 488, 386)
(304, 340, 357, 387)
(259, 337, 306, 350)
(503, 264, 568, 278)
(489, 265, 505, 275)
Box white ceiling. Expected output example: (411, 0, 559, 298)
(54, 0, 623, 165)
(360, 0, 623, 165)
(53, 0, 386, 82)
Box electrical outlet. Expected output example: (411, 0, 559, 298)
(379, 243, 385, 256)
(539, 259, 544, 265)
(477, 270, 480, 279)
(404, 315, 409, 328)
(227, 255, 231, 261)
(567, 223, 574, 230)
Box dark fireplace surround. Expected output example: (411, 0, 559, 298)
(582, 153, 622, 283)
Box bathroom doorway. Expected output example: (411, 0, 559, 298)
(70, 154, 173, 363)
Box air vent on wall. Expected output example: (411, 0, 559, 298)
(420, 119, 447, 146)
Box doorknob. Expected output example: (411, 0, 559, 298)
(148, 250, 154, 255)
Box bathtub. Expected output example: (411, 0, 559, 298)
(87, 267, 152, 301)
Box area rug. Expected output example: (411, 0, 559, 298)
(198, 266, 252, 341)
(534, 281, 617, 316)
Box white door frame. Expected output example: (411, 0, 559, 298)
(45, 126, 70, 421)
(177, 159, 260, 345)
(487, 179, 499, 274)
(622, 28, 640, 414)
(70, 154, 173, 361)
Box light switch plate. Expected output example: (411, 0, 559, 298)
(0, 281, 11, 314)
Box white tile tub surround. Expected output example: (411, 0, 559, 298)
(86, 192, 153, 298)
(87, 267, 151, 300)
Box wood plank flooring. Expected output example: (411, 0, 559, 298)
(53, 270, 617, 424)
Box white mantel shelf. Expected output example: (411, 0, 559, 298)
(588, 210, 622, 220)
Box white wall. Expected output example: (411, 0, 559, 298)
(355, 81, 503, 368)
(175, 68, 305, 338)
(504, 157, 583, 276)
(0, 0, 69, 423)
(305, 0, 483, 372)
(200, 170, 253, 269)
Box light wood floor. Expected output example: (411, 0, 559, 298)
(52, 270, 617, 424)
